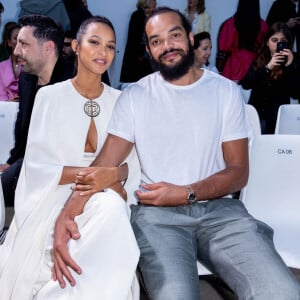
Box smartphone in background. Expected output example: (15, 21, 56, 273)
(276, 41, 289, 65)
(276, 41, 289, 52)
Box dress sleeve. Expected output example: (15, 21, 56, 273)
(14, 86, 65, 224)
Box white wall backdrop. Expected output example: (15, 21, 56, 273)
(1, 0, 274, 87)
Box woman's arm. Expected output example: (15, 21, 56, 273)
(59, 166, 86, 185)
(53, 134, 133, 287)
(136, 138, 249, 206)
(239, 64, 269, 90)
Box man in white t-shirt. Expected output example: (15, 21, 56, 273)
(52, 7, 300, 299)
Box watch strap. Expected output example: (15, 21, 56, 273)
(185, 184, 197, 204)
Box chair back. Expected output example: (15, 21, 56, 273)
(0, 101, 18, 164)
(240, 134, 300, 268)
(275, 104, 300, 134)
(245, 104, 261, 136)
(0, 178, 5, 230)
(197, 104, 261, 276)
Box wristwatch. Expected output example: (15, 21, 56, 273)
(185, 184, 197, 204)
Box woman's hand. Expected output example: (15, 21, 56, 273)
(281, 49, 294, 66)
(72, 166, 118, 196)
(267, 49, 293, 70)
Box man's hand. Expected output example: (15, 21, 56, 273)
(136, 182, 187, 206)
(0, 163, 10, 172)
(72, 166, 119, 196)
(287, 17, 300, 28)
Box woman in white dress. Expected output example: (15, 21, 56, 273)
(0, 16, 140, 300)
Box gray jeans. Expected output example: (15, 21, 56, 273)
(130, 198, 300, 300)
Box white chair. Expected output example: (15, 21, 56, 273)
(197, 104, 261, 276)
(245, 104, 261, 136)
(275, 104, 300, 134)
(0, 101, 18, 164)
(240, 134, 300, 268)
(0, 178, 5, 231)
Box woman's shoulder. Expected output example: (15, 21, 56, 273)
(223, 16, 234, 25)
(103, 83, 121, 93)
(36, 80, 73, 104)
(103, 83, 121, 99)
(220, 17, 235, 32)
(199, 11, 210, 18)
(40, 79, 71, 93)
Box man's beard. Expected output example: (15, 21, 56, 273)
(149, 42, 195, 81)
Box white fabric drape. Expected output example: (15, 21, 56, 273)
(0, 80, 141, 299)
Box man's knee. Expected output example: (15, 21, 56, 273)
(243, 278, 300, 300)
(139, 267, 200, 300)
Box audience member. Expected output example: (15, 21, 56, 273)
(62, 30, 76, 64)
(0, 16, 140, 299)
(81, 0, 88, 9)
(119, 0, 156, 85)
(62, 30, 110, 86)
(18, 0, 71, 32)
(240, 22, 300, 134)
(52, 7, 300, 299)
(266, 0, 300, 56)
(63, 0, 92, 38)
(193, 31, 218, 73)
(0, 21, 18, 62)
(62, 0, 114, 85)
(0, 24, 21, 101)
(184, 0, 210, 34)
(0, 15, 75, 207)
(0, 1, 3, 26)
(217, 0, 268, 81)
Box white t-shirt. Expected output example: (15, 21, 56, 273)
(203, 64, 219, 74)
(108, 69, 250, 186)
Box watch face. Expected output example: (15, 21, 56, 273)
(188, 191, 196, 203)
(186, 185, 197, 204)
